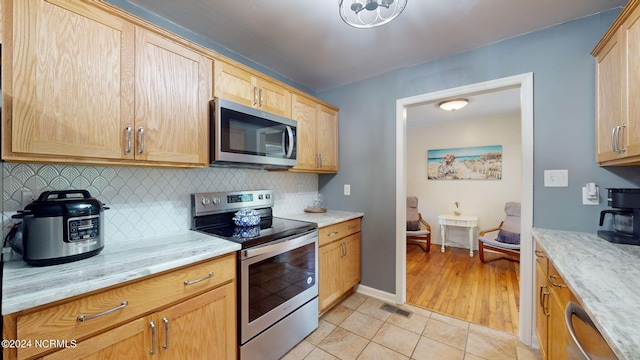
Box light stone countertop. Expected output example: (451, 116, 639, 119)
(277, 210, 364, 228)
(532, 227, 640, 360)
(2, 231, 240, 315)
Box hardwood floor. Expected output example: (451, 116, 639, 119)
(406, 244, 520, 334)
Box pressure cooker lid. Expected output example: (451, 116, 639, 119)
(21, 190, 106, 217)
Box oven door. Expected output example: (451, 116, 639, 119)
(240, 230, 318, 344)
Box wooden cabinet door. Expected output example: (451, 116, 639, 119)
(158, 283, 236, 360)
(135, 28, 210, 166)
(8, 0, 135, 160)
(291, 93, 319, 170)
(214, 60, 255, 108)
(319, 240, 343, 312)
(547, 291, 569, 360)
(316, 105, 339, 173)
(342, 234, 361, 291)
(595, 29, 624, 163)
(214, 60, 290, 116)
(41, 317, 151, 360)
(535, 262, 549, 360)
(255, 76, 291, 117)
(624, 6, 640, 157)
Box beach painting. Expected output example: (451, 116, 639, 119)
(427, 145, 502, 180)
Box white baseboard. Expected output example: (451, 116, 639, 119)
(354, 284, 400, 305)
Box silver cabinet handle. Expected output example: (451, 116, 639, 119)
(617, 124, 626, 153)
(259, 88, 263, 107)
(253, 86, 258, 105)
(548, 274, 567, 288)
(348, 225, 358, 230)
(162, 317, 169, 349)
(319, 153, 323, 168)
(138, 127, 145, 155)
(125, 126, 133, 154)
(611, 126, 618, 152)
(328, 231, 339, 237)
(539, 285, 550, 316)
(77, 301, 128, 322)
(184, 272, 214, 285)
(534, 250, 545, 258)
(149, 321, 156, 355)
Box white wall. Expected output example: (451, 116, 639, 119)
(407, 114, 522, 250)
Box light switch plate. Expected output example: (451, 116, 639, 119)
(544, 170, 568, 187)
(344, 184, 351, 196)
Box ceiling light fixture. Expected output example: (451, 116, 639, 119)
(339, 0, 408, 28)
(438, 99, 469, 111)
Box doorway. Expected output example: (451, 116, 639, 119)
(394, 73, 535, 345)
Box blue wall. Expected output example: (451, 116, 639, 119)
(318, 9, 640, 293)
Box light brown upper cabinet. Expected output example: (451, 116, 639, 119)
(2, 0, 210, 168)
(290, 92, 339, 173)
(593, 0, 640, 165)
(214, 59, 291, 118)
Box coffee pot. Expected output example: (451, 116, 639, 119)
(597, 188, 640, 245)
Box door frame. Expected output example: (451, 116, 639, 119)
(394, 73, 534, 345)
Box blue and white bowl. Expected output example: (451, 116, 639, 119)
(232, 209, 261, 227)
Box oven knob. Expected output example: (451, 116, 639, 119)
(211, 197, 221, 205)
(201, 198, 210, 206)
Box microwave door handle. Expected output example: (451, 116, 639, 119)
(285, 126, 294, 159)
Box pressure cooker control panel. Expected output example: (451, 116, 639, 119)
(66, 215, 100, 242)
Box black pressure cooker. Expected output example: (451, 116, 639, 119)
(10, 190, 108, 266)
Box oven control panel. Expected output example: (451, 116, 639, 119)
(192, 190, 274, 216)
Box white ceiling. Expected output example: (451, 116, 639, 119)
(126, 0, 625, 93)
(125, 0, 624, 125)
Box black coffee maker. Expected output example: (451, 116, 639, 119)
(598, 188, 640, 245)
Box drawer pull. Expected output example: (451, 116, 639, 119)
(534, 250, 545, 258)
(348, 225, 358, 230)
(184, 272, 214, 285)
(76, 300, 128, 322)
(548, 274, 567, 288)
(162, 317, 170, 349)
(328, 231, 339, 236)
(149, 321, 156, 355)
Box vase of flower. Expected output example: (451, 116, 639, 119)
(454, 201, 461, 216)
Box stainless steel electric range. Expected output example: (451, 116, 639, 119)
(191, 190, 318, 360)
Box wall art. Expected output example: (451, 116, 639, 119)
(427, 145, 502, 180)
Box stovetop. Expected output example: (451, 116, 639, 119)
(190, 190, 317, 249)
(195, 217, 317, 248)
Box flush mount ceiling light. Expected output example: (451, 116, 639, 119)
(339, 0, 408, 28)
(438, 99, 469, 111)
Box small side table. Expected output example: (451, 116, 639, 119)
(437, 214, 479, 257)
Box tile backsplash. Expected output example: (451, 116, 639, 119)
(2, 163, 318, 243)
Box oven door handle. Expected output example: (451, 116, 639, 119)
(243, 231, 316, 259)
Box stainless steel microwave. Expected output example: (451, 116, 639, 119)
(210, 98, 297, 169)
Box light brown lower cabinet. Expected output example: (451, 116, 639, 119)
(2, 254, 237, 360)
(535, 241, 571, 360)
(318, 218, 361, 313)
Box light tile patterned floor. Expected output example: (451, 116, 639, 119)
(282, 293, 541, 360)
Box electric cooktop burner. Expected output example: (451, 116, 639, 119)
(197, 217, 316, 248)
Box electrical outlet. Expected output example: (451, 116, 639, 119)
(21, 190, 37, 208)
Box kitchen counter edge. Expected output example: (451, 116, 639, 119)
(532, 227, 640, 360)
(277, 210, 364, 228)
(2, 231, 241, 315)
